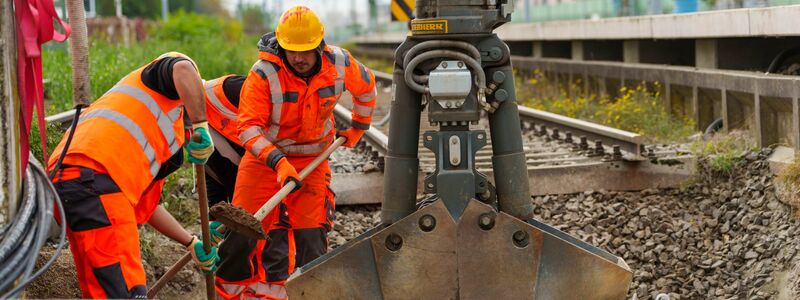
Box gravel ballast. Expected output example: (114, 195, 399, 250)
(329, 149, 800, 299)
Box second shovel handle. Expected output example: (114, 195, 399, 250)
(253, 137, 346, 221)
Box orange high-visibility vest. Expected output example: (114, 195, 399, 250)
(237, 45, 377, 166)
(48, 60, 186, 209)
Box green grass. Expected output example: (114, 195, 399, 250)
(780, 157, 800, 186)
(690, 130, 757, 174)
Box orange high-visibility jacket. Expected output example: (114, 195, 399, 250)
(205, 75, 245, 165)
(48, 60, 186, 216)
(238, 45, 377, 167)
(205, 75, 240, 143)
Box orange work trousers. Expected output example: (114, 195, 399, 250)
(52, 166, 149, 299)
(215, 153, 335, 299)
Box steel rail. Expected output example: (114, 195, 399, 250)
(369, 70, 644, 159)
(46, 70, 642, 159)
(333, 104, 389, 155)
(517, 106, 643, 158)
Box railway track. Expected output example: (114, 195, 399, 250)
(45, 70, 693, 206)
(330, 71, 693, 205)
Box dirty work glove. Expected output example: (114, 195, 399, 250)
(274, 158, 302, 192)
(209, 220, 225, 245)
(336, 128, 365, 148)
(187, 236, 219, 274)
(187, 122, 215, 164)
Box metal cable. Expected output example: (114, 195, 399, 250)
(0, 156, 66, 298)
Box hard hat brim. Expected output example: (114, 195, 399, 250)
(278, 35, 323, 52)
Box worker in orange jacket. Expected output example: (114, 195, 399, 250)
(214, 6, 378, 299)
(203, 74, 246, 243)
(47, 52, 219, 299)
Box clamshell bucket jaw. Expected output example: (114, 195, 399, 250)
(287, 199, 632, 299)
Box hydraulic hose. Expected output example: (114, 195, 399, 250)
(48, 106, 82, 179)
(412, 74, 429, 84)
(401, 40, 482, 71)
(404, 49, 486, 94)
(0, 156, 66, 298)
(705, 118, 724, 135)
(373, 111, 391, 127)
(0, 0, 83, 296)
(766, 46, 800, 74)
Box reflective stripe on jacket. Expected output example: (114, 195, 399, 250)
(48, 60, 186, 207)
(205, 75, 245, 166)
(205, 75, 240, 143)
(238, 45, 377, 165)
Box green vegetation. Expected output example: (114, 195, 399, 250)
(776, 154, 800, 215)
(778, 157, 800, 187)
(62, 0, 229, 20)
(42, 11, 257, 115)
(516, 69, 696, 144)
(352, 54, 395, 74)
(29, 121, 64, 164)
(160, 167, 199, 225)
(689, 131, 757, 174)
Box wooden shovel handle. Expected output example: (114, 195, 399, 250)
(148, 137, 345, 298)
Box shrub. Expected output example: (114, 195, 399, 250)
(689, 130, 757, 175)
(518, 70, 696, 144)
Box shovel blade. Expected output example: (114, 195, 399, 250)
(210, 202, 268, 240)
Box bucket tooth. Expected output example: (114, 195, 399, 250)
(287, 199, 632, 299)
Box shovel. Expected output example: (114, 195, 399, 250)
(146, 133, 215, 299)
(193, 133, 217, 300)
(148, 137, 346, 297)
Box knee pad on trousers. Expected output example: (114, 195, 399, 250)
(217, 231, 259, 282)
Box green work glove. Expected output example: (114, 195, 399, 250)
(187, 236, 219, 274)
(209, 220, 225, 245)
(187, 122, 215, 164)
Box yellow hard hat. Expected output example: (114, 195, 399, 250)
(276, 6, 324, 52)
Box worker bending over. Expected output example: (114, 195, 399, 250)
(48, 52, 219, 299)
(214, 6, 378, 299)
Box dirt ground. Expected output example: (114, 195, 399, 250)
(25, 247, 81, 298)
(25, 225, 207, 299)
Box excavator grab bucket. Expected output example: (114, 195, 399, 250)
(287, 1, 633, 297)
(286, 200, 632, 299)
